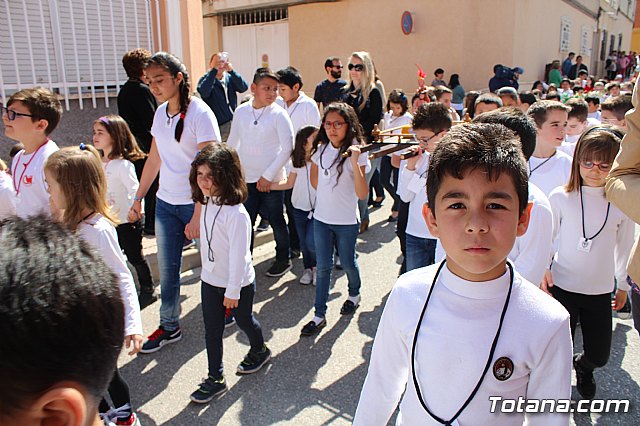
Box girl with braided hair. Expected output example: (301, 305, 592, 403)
(129, 51, 221, 353)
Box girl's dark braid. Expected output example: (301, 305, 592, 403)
(174, 64, 191, 143)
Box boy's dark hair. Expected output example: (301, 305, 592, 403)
(474, 93, 503, 108)
(190, 144, 247, 206)
(601, 94, 633, 120)
(276, 66, 303, 90)
(572, 85, 584, 93)
(434, 68, 444, 76)
(9, 143, 24, 158)
(253, 67, 279, 84)
(146, 52, 191, 143)
(518, 91, 537, 106)
(473, 107, 537, 161)
(324, 56, 340, 70)
(7, 87, 63, 135)
(545, 92, 561, 101)
(312, 102, 364, 187)
(387, 89, 409, 114)
(464, 91, 481, 117)
(606, 82, 620, 91)
(560, 78, 571, 86)
(585, 93, 600, 105)
(497, 87, 518, 102)
(565, 98, 589, 122)
(426, 123, 529, 216)
(0, 216, 123, 417)
(578, 70, 588, 77)
(526, 100, 570, 128)
(122, 48, 152, 80)
(412, 102, 452, 133)
(292, 125, 319, 168)
(433, 86, 452, 100)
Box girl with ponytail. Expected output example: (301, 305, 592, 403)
(129, 52, 221, 353)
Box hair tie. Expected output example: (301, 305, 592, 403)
(79, 143, 87, 150)
(180, 112, 186, 120)
(99, 116, 110, 125)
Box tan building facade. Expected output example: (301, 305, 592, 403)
(202, 0, 634, 95)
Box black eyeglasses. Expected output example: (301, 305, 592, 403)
(348, 64, 364, 72)
(1, 106, 36, 121)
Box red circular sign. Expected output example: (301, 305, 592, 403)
(401, 11, 413, 35)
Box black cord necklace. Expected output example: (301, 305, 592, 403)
(165, 107, 180, 126)
(203, 199, 223, 263)
(579, 186, 610, 249)
(252, 105, 267, 125)
(318, 142, 341, 176)
(411, 260, 514, 425)
(528, 152, 556, 176)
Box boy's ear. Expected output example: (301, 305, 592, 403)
(422, 202, 440, 238)
(36, 118, 49, 133)
(250, 82, 257, 93)
(293, 83, 301, 92)
(516, 202, 533, 237)
(28, 386, 89, 426)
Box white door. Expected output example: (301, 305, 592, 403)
(222, 21, 289, 95)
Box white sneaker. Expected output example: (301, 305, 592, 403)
(300, 268, 313, 285)
(312, 267, 317, 286)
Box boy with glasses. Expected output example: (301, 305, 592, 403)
(1, 87, 61, 217)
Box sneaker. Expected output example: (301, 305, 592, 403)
(340, 297, 360, 315)
(300, 268, 313, 285)
(115, 413, 140, 426)
(225, 309, 236, 328)
(256, 219, 270, 232)
(140, 326, 182, 354)
(266, 260, 292, 277)
(183, 239, 196, 250)
(237, 346, 271, 374)
(290, 248, 301, 259)
(190, 376, 227, 404)
(574, 354, 596, 399)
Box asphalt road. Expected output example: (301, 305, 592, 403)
(118, 202, 640, 426)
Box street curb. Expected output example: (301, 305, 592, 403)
(132, 228, 274, 284)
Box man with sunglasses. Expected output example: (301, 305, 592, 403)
(314, 56, 346, 112)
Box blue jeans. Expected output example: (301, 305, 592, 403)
(405, 234, 437, 272)
(244, 183, 290, 262)
(313, 219, 361, 318)
(292, 207, 316, 269)
(156, 198, 195, 331)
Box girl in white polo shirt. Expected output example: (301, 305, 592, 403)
(92, 115, 156, 306)
(188, 144, 270, 404)
(300, 103, 370, 336)
(129, 52, 220, 353)
(543, 126, 634, 400)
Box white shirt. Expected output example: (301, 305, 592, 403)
(311, 142, 370, 225)
(383, 112, 413, 157)
(227, 101, 294, 183)
(290, 163, 316, 212)
(78, 215, 143, 336)
(151, 97, 220, 205)
(558, 133, 580, 157)
(11, 139, 59, 218)
(508, 182, 553, 285)
(276, 92, 321, 133)
(397, 153, 435, 239)
(103, 158, 139, 223)
(0, 171, 16, 219)
(549, 186, 634, 294)
(528, 151, 572, 197)
(588, 110, 602, 122)
(354, 263, 572, 426)
(200, 198, 255, 300)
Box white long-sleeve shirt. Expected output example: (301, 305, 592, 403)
(508, 182, 553, 285)
(549, 185, 635, 294)
(199, 198, 255, 300)
(354, 262, 572, 426)
(227, 101, 294, 183)
(528, 151, 572, 197)
(0, 171, 16, 219)
(78, 215, 143, 336)
(276, 91, 321, 133)
(103, 158, 139, 223)
(396, 153, 435, 239)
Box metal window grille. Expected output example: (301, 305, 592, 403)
(0, 0, 154, 110)
(221, 7, 287, 27)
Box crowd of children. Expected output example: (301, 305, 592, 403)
(2, 48, 640, 425)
